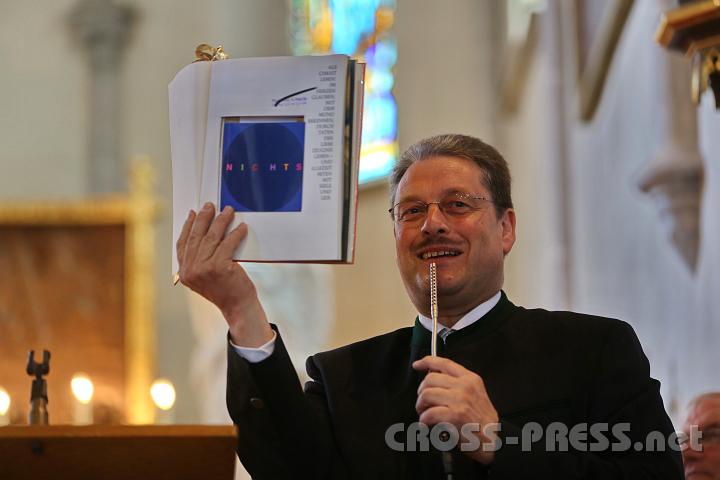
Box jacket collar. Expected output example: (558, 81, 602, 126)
(410, 290, 515, 357)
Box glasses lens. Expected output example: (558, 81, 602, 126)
(704, 427, 720, 444)
(441, 194, 480, 215)
(395, 201, 426, 222)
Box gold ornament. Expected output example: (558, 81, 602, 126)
(193, 44, 229, 62)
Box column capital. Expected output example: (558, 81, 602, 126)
(69, 0, 136, 71)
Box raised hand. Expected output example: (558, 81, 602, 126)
(176, 202, 274, 347)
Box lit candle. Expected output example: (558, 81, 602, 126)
(70, 373, 94, 425)
(150, 379, 176, 425)
(0, 387, 10, 426)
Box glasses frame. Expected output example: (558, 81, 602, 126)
(388, 192, 493, 223)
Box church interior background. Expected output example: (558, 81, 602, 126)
(1, 0, 718, 477)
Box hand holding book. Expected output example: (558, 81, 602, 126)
(176, 202, 274, 348)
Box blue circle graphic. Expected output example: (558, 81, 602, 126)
(221, 122, 304, 212)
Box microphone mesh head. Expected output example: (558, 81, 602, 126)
(429, 262, 438, 311)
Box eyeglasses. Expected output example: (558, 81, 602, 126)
(388, 192, 492, 223)
(680, 425, 720, 451)
(688, 426, 720, 445)
(702, 427, 720, 445)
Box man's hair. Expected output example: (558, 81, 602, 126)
(389, 134, 513, 217)
(687, 392, 720, 413)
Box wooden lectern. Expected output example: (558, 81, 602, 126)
(0, 425, 237, 480)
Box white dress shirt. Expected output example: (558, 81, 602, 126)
(231, 290, 502, 363)
(416, 290, 501, 338)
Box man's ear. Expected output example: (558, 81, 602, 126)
(500, 208, 516, 256)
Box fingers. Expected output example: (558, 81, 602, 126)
(416, 386, 454, 414)
(183, 202, 216, 266)
(418, 406, 452, 426)
(177, 201, 250, 294)
(214, 222, 249, 261)
(196, 205, 236, 261)
(413, 356, 469, 377)
(176, 210, 196, 267)
(417, 371, 456, 394)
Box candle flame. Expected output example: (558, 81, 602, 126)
(151, 379, 176, 411)
(0, 387, 10, 416)
(71, 373, 94, 404)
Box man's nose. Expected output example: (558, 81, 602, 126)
(421, 203, 450, 235)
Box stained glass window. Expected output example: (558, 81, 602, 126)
(291, 0, 398, 184)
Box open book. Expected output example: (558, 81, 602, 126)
(169, 54, 365, 274)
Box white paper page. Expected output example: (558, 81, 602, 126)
(169, 61, 212, 275)
(169, 61, 212, 274)
(200, 55, 349, 261)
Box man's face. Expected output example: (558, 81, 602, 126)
(392, 155, 516, 317)
(684, 396, 720, 480)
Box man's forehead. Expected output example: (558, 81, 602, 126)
(397, 187, 483, 202)
(403, 155, 485, 176)
(686, 397, 720, 427)
(396, 157, 489, 197)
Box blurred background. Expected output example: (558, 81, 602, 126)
(0, 1, 718, 476)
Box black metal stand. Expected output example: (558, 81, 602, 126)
(26, 350, 50, 425)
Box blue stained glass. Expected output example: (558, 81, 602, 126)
(292, 0, 398, 184)
(330, 0, 380, 55)
(358, 149, 394, 184)
(364, 94, 397, 141)
(372, 40, 397, 67)
(369, 70, 394, 92)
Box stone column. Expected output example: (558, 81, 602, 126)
(69, 0, 136, 193)
(637, 45, 704, 273)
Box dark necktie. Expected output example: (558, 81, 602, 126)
(439, 328, 454, 344)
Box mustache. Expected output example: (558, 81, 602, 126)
(414, 237, 463, 250)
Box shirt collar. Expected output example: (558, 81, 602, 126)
(417, 290, 502, 334)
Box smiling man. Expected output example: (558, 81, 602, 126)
(177, 134, 683, 479)
(391, 148, 515, 329)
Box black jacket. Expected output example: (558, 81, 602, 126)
(226, 292, 683, 479)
